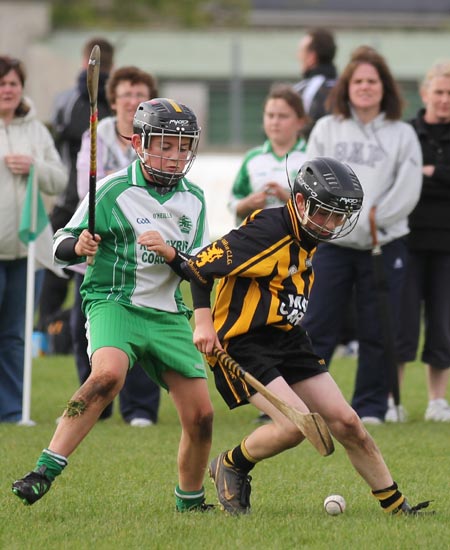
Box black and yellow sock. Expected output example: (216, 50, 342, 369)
(225, 438, 258, 473)
(175, 485, 205, 512)
(372, 481, 405, 513)
(35, 448, 68, 481)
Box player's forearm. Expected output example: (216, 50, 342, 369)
(166, 248, 193, 280)
(190, 279, 212, 309)
(55, 236, 78, 262)
(55, 230, 100, 263)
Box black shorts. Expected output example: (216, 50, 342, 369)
(208, 325, 328, 409)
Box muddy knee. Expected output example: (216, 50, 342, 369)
(197, 411, 213, 443)
(64, 372, 122, 417)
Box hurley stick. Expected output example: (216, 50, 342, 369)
(369, 207, 401, 420)
(86, 44, 100, 265)
(212, 347, 334, 457)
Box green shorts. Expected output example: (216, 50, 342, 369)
(85, 300, 206, 390)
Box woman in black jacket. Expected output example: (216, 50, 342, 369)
(393, 61, 450, 423)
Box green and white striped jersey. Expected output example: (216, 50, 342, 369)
(228, 138, 307, 224)
(54, 160, 210, 314)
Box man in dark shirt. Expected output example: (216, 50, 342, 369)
(293, 28, 337, 134)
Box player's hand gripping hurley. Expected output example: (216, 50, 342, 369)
(212, 348, 334, 457)
(86, 44, 100, 265)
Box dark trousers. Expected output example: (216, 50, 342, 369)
(37, 268, 72, 332)
(301, 239, 407, 419)
(70, 273, 161, 422)
(397, 250, 450, 369)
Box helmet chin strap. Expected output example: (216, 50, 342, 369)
(292, 192, 309, 227)
(292, 194, 321, 245)
(288, 155, 311, 229)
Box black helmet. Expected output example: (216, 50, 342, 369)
(133, 98, 201, 186)
(292, 157, 364, 241)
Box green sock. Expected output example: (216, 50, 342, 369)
(175, 485, 205, 512)
(35, 448, 68, 481)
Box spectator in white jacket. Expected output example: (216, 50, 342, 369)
(0, 56, 67, 422)
(301, 46, 423, 424)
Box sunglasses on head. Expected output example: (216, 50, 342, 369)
(0, 57, 21, 75)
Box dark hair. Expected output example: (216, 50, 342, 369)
(326, 45, 404, 120)
(83, 37, 115, 73)
(307, 28, 336, 65)
(265, 83, 307, 120)
(106, 66, 158, 107)
(0, 56, 29, 117)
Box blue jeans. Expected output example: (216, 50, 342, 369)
(0, 259, 27, 422)
(301, 239, 407, 420)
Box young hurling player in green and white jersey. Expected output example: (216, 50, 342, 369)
(12, 98, 215, 514)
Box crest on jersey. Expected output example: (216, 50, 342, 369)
(178, 215, 193, 234)
(195, 242, 224, 267)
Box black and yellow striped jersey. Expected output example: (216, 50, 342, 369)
(183, 199, 318, 342)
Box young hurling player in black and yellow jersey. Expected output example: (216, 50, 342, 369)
(149, 156, 432, 517)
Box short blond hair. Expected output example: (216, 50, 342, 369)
(421, 60, 450, 91)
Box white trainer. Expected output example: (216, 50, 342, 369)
(360, 416, 383, 425)
(424, 399, 450, 422)
(130, 418, 154, 428)
(385, 397, 407, 423)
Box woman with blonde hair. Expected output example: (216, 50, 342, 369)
(396, 60, 450, 422)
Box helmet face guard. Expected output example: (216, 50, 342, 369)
(292, 157, 364, 242)
(139, 128, 200, 186)
(298, 194, 361, 241)
(133, 98, 201, 186)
